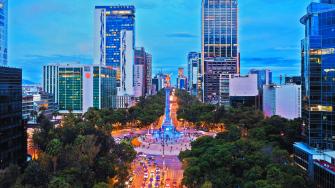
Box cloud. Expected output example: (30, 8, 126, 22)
(166, 32, 198, 39)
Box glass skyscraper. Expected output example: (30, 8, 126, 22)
(0, 67, 25, 169)
(201, 0, 239, 104)
(0, 0, 7, 66)
(301, 0, 335, 149)
(94, 6, 135, 87)
(187, 52, 201, 96)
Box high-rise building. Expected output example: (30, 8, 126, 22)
(201, 0, 239, 104)
(134, 64, 144, 97)
(249, 69, 272, 91)
(145, 53, 152, 96)
(293, 1, 335, 186)
(0, 0, 7, 66)
(177, 68, 187, 90)
(300, 1, 335, 150)
(152, 73, 166, 94)
(94, 6, 135, 103)
(43, 63, 117, 113)
(0, 67, 26, 169)
(187, 52, 201, 96)
(135, 47, 152, 97)
(263, 84, 301, 120)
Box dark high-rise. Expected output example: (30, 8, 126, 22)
(201, 0, 239, 104)
(0, 67, 26, 168)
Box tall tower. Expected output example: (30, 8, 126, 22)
(94, 6, 135, 88)
(201, 0, 239, 104)
(301, 1, 335, 149)
(0, 0, 7, 66)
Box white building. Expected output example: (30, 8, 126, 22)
(134, 64, 145, 98)
(229, 74, 258, 97)
(263, 84, 301, 120)
(229, 74, 259, 107)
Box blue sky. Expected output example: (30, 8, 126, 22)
(9, 0, 311, 83)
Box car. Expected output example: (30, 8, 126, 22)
(156, 175, 160, 181)
(165, 183, 170, 188)
(144, 173, 148, 179)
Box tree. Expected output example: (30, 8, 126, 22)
(48, 176, 71, 188)
(22, 161, 49, 187)
(46, 139, 62, 173)
(0, 164, 20, 187)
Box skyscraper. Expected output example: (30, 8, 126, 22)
(0, 67, 26, 168)
(0, 0, 7, 66)
(177, 68, 187, 90)
(94, 6, 135, 89)
(135, 47, 152, 97)
(187, 52, 201, 96)
(201, 0, 239, 104)
(301, 0, 335, 150)
(294, 1, 335, 186)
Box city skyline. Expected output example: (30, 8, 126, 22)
(9, 0, 310, 83)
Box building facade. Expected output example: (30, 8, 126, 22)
(201, 0, 239, 104)
(43, 64, 117, 113)
(0, 67, 26, 169)
(249, 69, 272, 91)
(94, 6, 135, 102)
(293, 2, 335, 186)
(229, 74, 259, 108)
(134, 64, 144, 97)
(301, 1, 335, 150)
(177, 68, 187, 90)
(187, 52, 201, 96)
(0, 0, 7, 66)
(263, 84, 301, 120)
(135, 47, 152, 97)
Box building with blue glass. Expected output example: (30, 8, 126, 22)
(201, 0, 239, 104)
(294, 1, 335, 186)
(187, 52, 201, 97)
(0, 0, 7, 66)
(94, 6, 135, 90)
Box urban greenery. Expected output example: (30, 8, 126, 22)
(178, 90, 309, 188)
(0, 90, 166, 188)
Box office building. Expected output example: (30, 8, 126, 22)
(263, 84, 301, 120)
(300, 0, 335, 150)
(229, 74, 259, 108)
(249, 69, 272, 91)
(134, 64, 144, 97)
(152, 73, 166, 94)
(22, 95, 34, 122)
(94, 6, 135, 107)
(201, 0, 239, 104)
(0, 67, 26, 168)
(177, 68, 187, 90)
(0, 0, 7, 66)
(293, 2, 335, 186)
(135, 47, 152, 97)
(187, 52, 201, 96)
(43, 63, 117, 113)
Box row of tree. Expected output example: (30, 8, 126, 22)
(177, 90, 310, 188)
(0, 90, 167, 188)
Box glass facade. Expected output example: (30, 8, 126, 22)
(95, 6, 135, 86)
(187, 52, 201, 96)
(134, 47, 152, 96)
(0, 0, 7, 66)
(301, 1, 335, 149)
(99, 66, 117, 109)
(0, 67, 25, 169)
(202, 0, 239, 104)
(58, 67, 83, 111)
